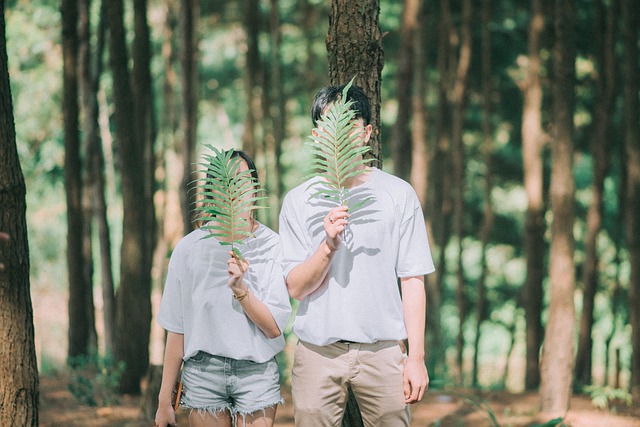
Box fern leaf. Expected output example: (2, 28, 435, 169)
(192, 146, 266, 259)
(305, 77, 372, 208)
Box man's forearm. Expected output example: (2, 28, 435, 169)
(401, 276, 426, 360)
(286, 239, 335, 300)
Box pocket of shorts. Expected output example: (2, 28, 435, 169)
(188, 351, 207, 363)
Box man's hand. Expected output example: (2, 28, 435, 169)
(324, 205, 349, 250)
(403, 357, 429, 404)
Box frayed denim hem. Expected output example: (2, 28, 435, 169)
(234, 398, 284, 427)
(183, 398, 283, 427)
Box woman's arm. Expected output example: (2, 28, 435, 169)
(155, 331, 184, 427)
(228, 252, 282, 339)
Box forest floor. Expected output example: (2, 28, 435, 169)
(39, 372, 640, 427)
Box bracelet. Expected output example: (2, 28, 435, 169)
(233, 288, 250, 301)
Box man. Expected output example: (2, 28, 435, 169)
(279, 83, 435, 426)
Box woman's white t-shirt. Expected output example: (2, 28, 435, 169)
(157, 223, 291, 363)
(279, 168, 435, 346)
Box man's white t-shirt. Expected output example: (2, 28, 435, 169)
(279, 167, 435, 346)
(157, 223, 291, 363)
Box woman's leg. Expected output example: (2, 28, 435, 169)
(241, 406, 277, 427)
(189, 408, 233, 427)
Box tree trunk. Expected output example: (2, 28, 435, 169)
(390, 0, 419, 181)
(451, 0, 472, 384)
(327, 1, 383, 423)
(132, 0, 157, 304)
(429, 0, 454, 380)
(106, 0, 152, 394)
(327, 0, 384, 168)
(575, 0, 617, 387)
(179, 0, 199, 233)
(266, 0, 285, 226)
(242, 0, 263, 160)
(472, 0, 494, 388)
(0, 2, 39, 421)
(63, 0, 93, 362)
(621, 0, 640, 402)
(520, 0, 546, 391)
(539, 0, 576, 417)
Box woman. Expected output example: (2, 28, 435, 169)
(155, 150, 291, 427)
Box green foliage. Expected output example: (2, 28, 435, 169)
(530, 418, 566, 427)
(67, 353, 126, 407)
(584, 385, 632, 411)
(305, 77, 371, 209)
(192, 146, 266, 260)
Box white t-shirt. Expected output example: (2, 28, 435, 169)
(157, 223, 291, 363)
(279, 167, 435, 346)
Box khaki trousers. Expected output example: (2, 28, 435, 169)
(291, 340, 410, 427)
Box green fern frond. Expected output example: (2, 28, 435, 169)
(191, 145, 266, 259)
(305, 77, 372, 208)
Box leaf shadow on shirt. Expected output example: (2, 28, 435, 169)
(300, 186, 381, 303)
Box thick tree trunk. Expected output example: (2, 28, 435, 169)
(0, 3, 39, 422)
(390, 0, 419, 181)
(539, 0, 576, 417)
(520, 0, 546, 391)
(179, 0, 199, 233)
(327, 1, 383, 422)
(575, 0, 617, 387)
(472, 0, 494, 388)
(63, 0, 93, 362)
(327, 0, 384, 168)
(621, 0, 640, 402)
(106, 0, 152, 394)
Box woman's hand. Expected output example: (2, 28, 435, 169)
(227, 250, 249, 294)
(324, 205, 349, 250)
(155, 400, 177, 427)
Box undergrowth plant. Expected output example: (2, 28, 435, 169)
(306, 77, 371, 210)
(192, 146, 266, 260)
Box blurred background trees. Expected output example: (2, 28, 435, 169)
(2, 0, 640, 421)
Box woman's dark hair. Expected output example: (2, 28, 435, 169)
(311, 83, 371, 127)
(206, 149, 259, 184)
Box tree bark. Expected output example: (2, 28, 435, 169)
(63, 0, 93, 362)
(390, 0, 419, 181)
(520, 0, 546, 391)
(621, 0, 640, 402)
(0, 1, 39, 421)
(327, 0, 384, 168)
(106, 0, 152, 394)
(242, 0, 263, 161)
(451, 0, 472, 384)
(575, 0, 617, 387)
(539, 0, 576, 417)
(472, 0, 494, 388)
(179, 0, 200, 233)
(327, 1, 383, 423)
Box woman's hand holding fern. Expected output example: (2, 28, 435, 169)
(324, 206, 350, 251)
(227, 251, 249, 295)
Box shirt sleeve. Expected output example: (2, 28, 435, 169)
(396, 196, 436, 278)
(263, 243, 293, 333)
(278, 193, 310, 279)
(157, 263, 185, 334)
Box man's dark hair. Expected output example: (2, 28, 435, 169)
(311, 83, 371, 127)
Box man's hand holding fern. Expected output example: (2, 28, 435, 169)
(324, 206, 349, 251)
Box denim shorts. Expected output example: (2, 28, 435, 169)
(180, 351, 283, 417)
